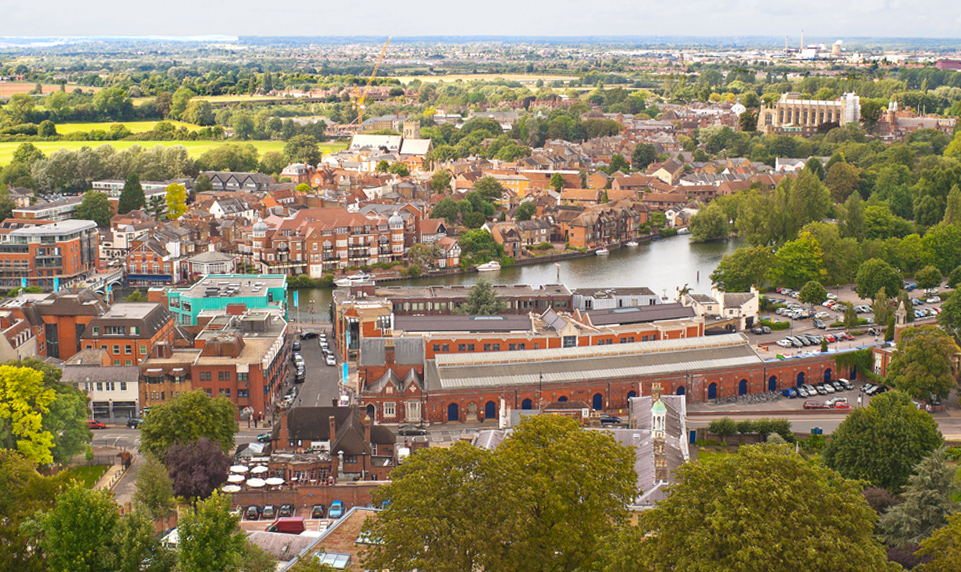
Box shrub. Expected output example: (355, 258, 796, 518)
(863, 487, 901, 515)
(708, 417, 737, 437)
(735, 419, 755, 434)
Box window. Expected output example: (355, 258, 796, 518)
(125, 345, 132, 354)
(467, 344, 475, 351)
(120, 382, 127, 391)
(518, 343, 526, 350)
(442, 344, 449, 352)
(238, 373, 248, 382)
(125, 360, 132, 366)
(620, 337, 627, 344)
(114, 360, 121, 366)
(384, 402, 396, 417)
(140, 345, 147, 354)
(493, 343, 500, 351)
(96, 382, 103, 391)
(112, 345, 120, 354)
(238, 389, 249, 398)
(458, 344, 465, 352)
(199, 371, 211, 382)
(483, 343, 491, 351)
(92, 326, 99, 336)
(534, 343, 538, 349)
(104, 326, 125, 335)
(509, 343, 516, 351)
(563, 336, 577, 348)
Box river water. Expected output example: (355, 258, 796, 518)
(287, 234, 743, 323)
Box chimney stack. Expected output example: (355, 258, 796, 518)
(328, 414, 337, 444)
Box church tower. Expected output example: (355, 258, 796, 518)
(651, 383, 669, 484)
(403, 120, 420, 140)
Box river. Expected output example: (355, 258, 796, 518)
(286, 234, 743, 323)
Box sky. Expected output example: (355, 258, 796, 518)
(2, 0, 961, 39)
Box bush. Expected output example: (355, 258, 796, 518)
(708, 417, 737, 437)
(759, 318, 790, 331)
(735, 419, 755, 434)
(532, 242, 554, 251)
(948, 266, 961, 289)
(801, 434, 826, 453)
(660, 228, 678, 238)
(862, 487, 901, 515)
(767, 433, 787, 444)
(946, 446, 961, 462)
(694, 439, 726, 447)
(317, 274, 335, 288)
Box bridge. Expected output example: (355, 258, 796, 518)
(80, 268, 125, 294)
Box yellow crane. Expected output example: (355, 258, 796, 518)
(352, 37, 391, 127)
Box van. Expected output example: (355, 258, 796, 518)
(265, 517, 306, 534)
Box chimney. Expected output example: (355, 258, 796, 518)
(328, 414, 337, 444)
(364, 414, 372, 446)
(277, 407, 289, 447)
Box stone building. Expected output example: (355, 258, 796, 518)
(759, 92, 860, 136)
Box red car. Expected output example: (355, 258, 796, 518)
(87, 419, 106, 430)
(803, 401, 830, 409)
(832, 402, 852, 410)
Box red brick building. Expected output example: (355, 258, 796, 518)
(0, 219, 99, 290)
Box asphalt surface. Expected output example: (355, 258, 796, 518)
(287, 326, 344, 409)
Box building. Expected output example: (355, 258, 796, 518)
(0, 219, 99, 290)
(166, 274, 287, 326)
(12, 196, 83, 221)
(187, 250, 238, 278)
(0, 309, 38, 360)
(201, 172, 275, 193)
(572, 287, 661, 311)
(62, 348, 140, 423)
(79, 302, 175, 366)
(759, 92, 860, 136)
(3, 289, 108, 360)
(125, 239, 179, 287)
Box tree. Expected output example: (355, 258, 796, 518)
(284, 135, 322, 166)
(430, 170, 452, 194)
(515, 201, 536, 221)
(843, 302, 859, 329)
(710, 246, 776, 292)
(165, 183, 188, 220)
(117, 173, 146, 215)
(879, 447, 960, 547)
(601, 444, 894, 572)
(738, 109, 757, 132)
(872, 287, 894, 330)
(39, 378, 91, 465)
(798, 280, 827, 306)
(886, 326, 960, 403)
(170, 87, 195, 119)
(38, 120, 57, 137)
(772, 232, 825, 289)
(607, 154, 630, 174)
(631, 143, 656, 170)
(165, 437, 231, 503)
(133, 455, 177, 522)
(457, 229, 503, 264)
(138, 390, 236, 461)
(916, 265, 943, 290)
(30, 486, 120, 572)
(824, 391, 942, 492)
(803, 156, 826, 180)
(148, 195, 165, 221)
(193, 174, 213, 192)
(942, 185, 961, 225)
(0, 365, 55, 465)
(431, 197, 460, 225)
(825, 162, 861, 202)
(183, 99, 214, 126)
(388, 163, 410, 177)
(856, 258, 903, 301)
(473, 176, 505, 201)
(840, 192, 866, 240)
(549, 172, 565, 192)
(176, 491, 247, 572)
(126, 290, 147, 302)
(73, 191, 112, 228)
(363, 415, 635, 572)
(454, 280, 505, 315)
(0, 450, 66, 572)
(689, 202, 730, 242)
(917, 513, 961, 571)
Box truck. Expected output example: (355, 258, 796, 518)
(265, 517, 306, 534)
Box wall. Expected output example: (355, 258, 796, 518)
(228, 481, 382, 511)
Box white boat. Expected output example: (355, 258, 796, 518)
(626, 241, 639, 247)
(476, 261, 501, 272)
(676, 227, 691, 235)
(334, 272, 372, 287)
(595, 248, 610, 256)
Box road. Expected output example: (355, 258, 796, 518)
(287, 326, 344, 409)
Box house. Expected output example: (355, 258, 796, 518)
(516, 219, 553, 246)
(560, 189, 603, 206)
(642, 193, 688, 210)
(679, 286, 759, 330)
(201, 172, 275, 193)
(126, 239, 178, 287)
(485, 223, 522, 259)
(62, 348, 141, 423)
(434, 237, 461, 268)
(79, 302, 176, 366)
(650, 158, 686, 186)
(187, 250, 237, 278)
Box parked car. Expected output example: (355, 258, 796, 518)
(927, 296, 941, 304)
(839, 378, 854, 390)
(839, 333, 854, 341)
(293, 354, 305, 369)
(832, 402, 852, 410)
(599, 414, 622, 426)
(776, 339, 793, 348)
(904, 282, 917, 291)
(328, 501, 344, 519)
(245, 505, 261, 520)
(325, 355, 337, 367)
(802, 384, 818, 396)
(279, 504, 295, 518)
(867, 327, 881, 337)
(781, 388, 798, 398)
(397, 425, 428, 436)
(831, 381, 844, 392)
(292, 341, 301, 352)
(826, 293, 838, 300)
(752, 326, 764, 335)
(87, 419, 106, 430)
(300, 331, 319, 339)
(257, 433, 272, 443)
(761, 326, 771, 334)
(796, 386, 810, 398)
(262, 505, 276, 520)
(826, 397, 848, 406)
(310, 504, 325, 519)
(803, 400, 830, 409)
(813, 319, 827, 329)
(126, 417, 144, 429)
(266, 517, 305, 534)
(821, 383, 836, 394)
(815, 384, 829, 395)
(872, 385, 890, 396)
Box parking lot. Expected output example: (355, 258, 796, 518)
(747, 281, 950, 358)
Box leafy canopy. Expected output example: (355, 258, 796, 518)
(138, 390, 236, 461)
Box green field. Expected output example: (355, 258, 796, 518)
(55, 120, 203, 134)
(0, 140, 346, 166)
(61, 465, 109, 489)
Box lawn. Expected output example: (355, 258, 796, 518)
(55, 120, 203, 134)
(61, 464, 109, 489)
(0, 140, 347, 166)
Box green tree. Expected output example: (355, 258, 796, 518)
(601, 444, 894, 572)
(457, 229, 503, 264)
(259, 151, 288, 176)
(138, 390, 236, 461)
(38, 119, 57, 137)
(430, 170, 452, 194)
(631, 143, 656, 170)
(824, 391, 943, 492)
(798, 280, 828, 306)
(388, 162, 410, 177)
(73, 191, 113, 228)
(40, 378, 91, 465)
(133, 455, 177, 522)
(5, 93, 35, 124)
(710, 246, 776, 292)
(916, 265, 943, 290)
(803, 156, 826, 180)
(284, 134, 322, 166)
(840, 192, 866, 240)
(856, 258, 903, 301)
(454, 280, 505, 315)
(431, 197, 461, 225)
(879, 447, 960, 547)
(125, 290, 147, 302)
(689, 202, 730, 242)
(872, 287, 894, 330)
(886, 326, 960, 403)
(165, 183, 188, 220)
(843, 302, 859, 329)
(0, 365, 55, 464)
(607, 154, 630, 174)
(30, 486, 120, 572)
(117, 173, 146, 215)
(549, 172, 565, 192)
(375, 160, 390, 173)
(148, 195, 165, 221)
(825, 161, 861, 202)
(515, 201, 536, 222)
(193, 174, 213, 192)
(917, 513, 961, 571)
(177, 491, 247, 572)
(170, 87, 195, 119)
(473, 176, 505, 201)
(773, 232, 825, 289)
(183, 99, 214, 126)
(942, 185, 961, 225)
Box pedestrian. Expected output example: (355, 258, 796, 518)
(247, 416, 251, 429)
(253, 416, 258, 429)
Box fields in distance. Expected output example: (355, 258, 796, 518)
(0, 81, 99, 97)
(0, 140, 347, 166)
(54, 120, 203, 134)
(392, 73, 574, 84)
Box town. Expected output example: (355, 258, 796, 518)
(1, 31, 961, 572)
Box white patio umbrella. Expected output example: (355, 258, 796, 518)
(246, 478, 266, 488)
(222, 484, 241, 493)
(227, 474, 245, 483)
(250, 465, 269, 474)
(229, 465, 248, 473)
(265, 477, 284, 486)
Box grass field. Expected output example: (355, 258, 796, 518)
(61, 465, 109, 489)
(0, 140, 346, 166)
(55, 120, 203, 134)
(0, 81, 99, 97)
(393, 73, 574, 84)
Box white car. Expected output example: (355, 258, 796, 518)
(325, 355, 337, 366)
(776, 339, 793, 348)
(927, 296, 941, 304)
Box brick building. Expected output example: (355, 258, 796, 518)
(79, 302, 175, 366)
(4, 289, 108, 360)
(0, 219, 99, 290)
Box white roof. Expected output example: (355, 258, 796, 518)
(400, 138, 431, 156)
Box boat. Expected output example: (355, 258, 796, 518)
(625, 241, 639, 247)
(476, 261, 501, 272)
(595, 248, 610, 256)
(334, 272, 372, 287)
(676, 227, 691, 235)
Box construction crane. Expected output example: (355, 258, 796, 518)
(351, 37, 391, 128)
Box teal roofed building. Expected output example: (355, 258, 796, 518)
(166, 274, 287, 326)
